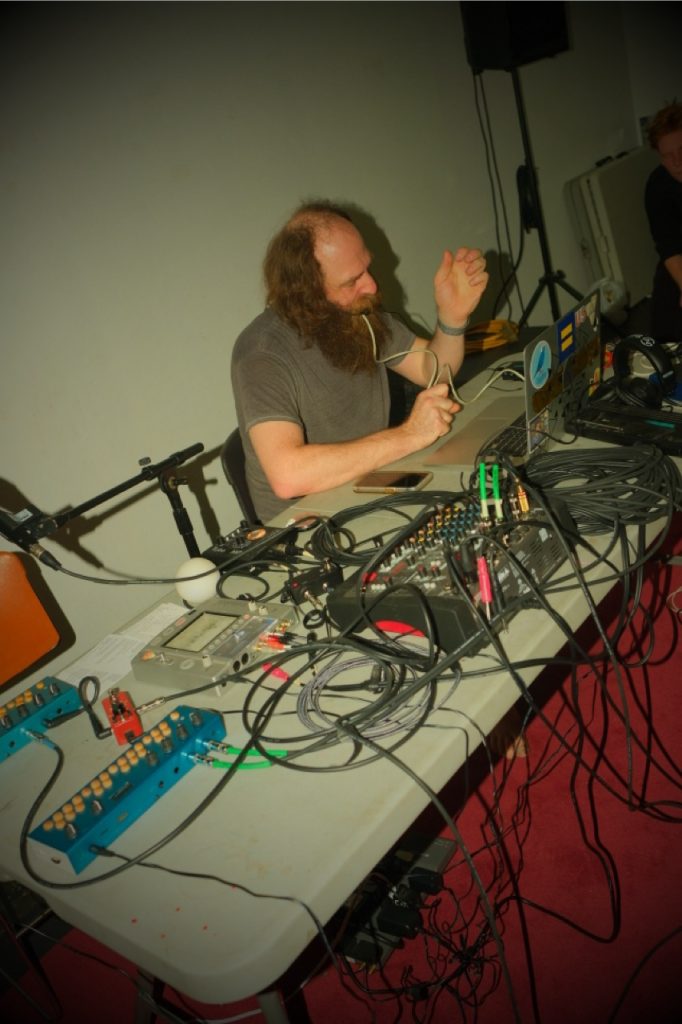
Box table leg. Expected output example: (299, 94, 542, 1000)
(134, 972, 308, 1024)
(135, 970, 163, 1024)
(258, 986, 313, 1024)
(134, 969, 193, 1024)
(258, 990, 290, 1024)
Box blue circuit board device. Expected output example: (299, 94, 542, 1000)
(0, 677, 82, 763)
(28, 705, 226, 873)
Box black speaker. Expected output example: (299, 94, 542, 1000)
(460, 2, 569, 74)
(612, 334, 677, 410)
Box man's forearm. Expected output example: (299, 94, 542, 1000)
(400, 328, 466, 388)
(254, 383, 457, 502)
(427, 323, 467, 380)
(394, 245, 485, 388)
(267, 424, 430, 500)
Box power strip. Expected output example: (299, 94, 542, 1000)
(338, 834, 456, 965)
(28, 705, 225, 873)
(0, 678, 82, 764)
(391, 833, 457, 893)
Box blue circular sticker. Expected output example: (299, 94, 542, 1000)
(529, 339, 551, 389)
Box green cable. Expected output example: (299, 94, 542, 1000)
(222, 744, 288, 758)
(492, 463, 503, 519)
(203, 743, 289, 770)
(208, 759, 279, 771)
(492, 463, 500, 499)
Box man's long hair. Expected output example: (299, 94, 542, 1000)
(263, 201, 387, 373)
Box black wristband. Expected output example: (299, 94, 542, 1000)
(436, 317, 469, 336)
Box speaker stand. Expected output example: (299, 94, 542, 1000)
(510, 66, 583, 329)
(519, 269, 584, 329)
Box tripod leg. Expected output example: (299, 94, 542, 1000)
(555, 275, 583, 303)
(519, 273, 586, 330)
(518, 278, 548, 330)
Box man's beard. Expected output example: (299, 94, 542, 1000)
(310, 292, 388, 374)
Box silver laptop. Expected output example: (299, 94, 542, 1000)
(426, 290, 602, 467)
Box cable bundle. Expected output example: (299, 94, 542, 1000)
(521, 444, 681, 535)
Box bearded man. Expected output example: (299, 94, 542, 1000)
(231, 201, 488, 523)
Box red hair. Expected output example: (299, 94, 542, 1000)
(647, 102, 682, 150)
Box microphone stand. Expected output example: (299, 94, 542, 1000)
(4, 443, 204, 565)
(156, 462, 202, 559)
(510, 66, 583, 328)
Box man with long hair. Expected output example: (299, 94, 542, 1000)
(231, 201, 488, 522)
(645, 101, 682, 344)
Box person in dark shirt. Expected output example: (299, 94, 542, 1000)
(645, 102, 682, 344)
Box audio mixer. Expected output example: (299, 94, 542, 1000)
(327, 493, 567, 656)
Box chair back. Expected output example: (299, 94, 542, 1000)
(0, 552, 60, 686)
(220, 429, 261, 526)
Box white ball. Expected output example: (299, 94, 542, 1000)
(175, 557, 220, 605)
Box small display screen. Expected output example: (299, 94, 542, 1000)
(164, 612, 237, 653)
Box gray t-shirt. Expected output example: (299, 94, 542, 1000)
(231, 308, 415, 522)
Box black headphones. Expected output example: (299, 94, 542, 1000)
(612, 334, 677, 409)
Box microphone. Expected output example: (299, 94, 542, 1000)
(0, 507, 62, 570)
(138, 442, 205, 479)
(0, 443, 205, 573)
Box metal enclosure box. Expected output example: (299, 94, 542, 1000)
(565, 146, 660, 307)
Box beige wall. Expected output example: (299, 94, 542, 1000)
(1, 2, 678, 686)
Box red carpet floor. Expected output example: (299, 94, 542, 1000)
(2, 556, 681, 1024)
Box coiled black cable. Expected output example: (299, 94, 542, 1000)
(521, 444, 681, 535)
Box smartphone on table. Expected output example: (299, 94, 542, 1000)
(352, 470, 433, 494)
